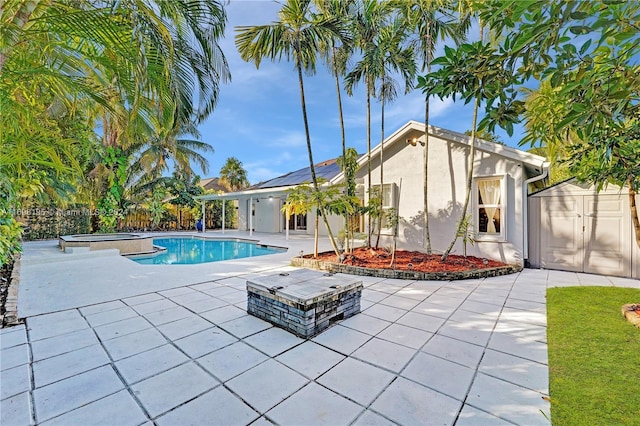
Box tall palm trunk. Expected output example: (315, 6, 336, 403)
(441, 95, 479, 261)
(295, 42, 340, 257)
(423, 27, 433, 254)
(333, 45, 347, 161)
(366, 77, 372, 248)
(0, 0, 39, 73)
(375, 75, 385, 249)
(332, 43, 350, 254)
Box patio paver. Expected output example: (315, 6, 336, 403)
(197, 341, 268, 382)
(275, 341, 345, 379)
(32, 365, 124, 422)
(371, 377, 461, 425)
(316, 357, 394, 405)
(42, 390, 147, 426)
(130, 362, 217, 417)
(156, 386, 259, 426)
(266, 382, 362, 426)
(226, 359, 308, 413)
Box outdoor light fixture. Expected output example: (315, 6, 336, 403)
(406, 137, 425, 147)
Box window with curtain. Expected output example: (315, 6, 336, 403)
(476, 177, 503, 238)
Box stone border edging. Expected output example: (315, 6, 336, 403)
(291, 255, 522, 281)
(2, 254, 23, 327)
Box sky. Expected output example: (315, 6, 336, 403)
(196, 0, 525, 184)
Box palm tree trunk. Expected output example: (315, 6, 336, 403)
(0, 0, 39, 73)
(423, 99, 431, 254)
(295, 48, 340, 257)
(423, 30, 433, 255)
(315, 212, 320, 257)
(441, 95, 479, 261)
(333, 44, 349, 254)
(375, 80, 384, 249)
(334, 46, 347, 161)
(366, 79, 372, 248)
(629, 180, 640, 248)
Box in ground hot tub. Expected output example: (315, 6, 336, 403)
(59, 233, 154, 255)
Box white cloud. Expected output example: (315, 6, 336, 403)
(430, 96, 455, 118)
(268, 129, 306, 148)
(244, 150, 302, 183)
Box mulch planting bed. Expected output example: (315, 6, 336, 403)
(317, 247, 507, 272)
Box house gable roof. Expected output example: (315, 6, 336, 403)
(330, 120, 549, 184)
(199, 177, 228, 192)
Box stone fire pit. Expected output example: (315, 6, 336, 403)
(246, 269, 362, 338)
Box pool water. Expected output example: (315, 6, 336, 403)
(132, 238, 285, 265)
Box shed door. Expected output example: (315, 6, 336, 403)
(540, 195, 631, 276)
(583, 195, 631, 276)
(540, 197, 583, 272)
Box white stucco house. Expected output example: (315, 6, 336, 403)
(197, 120, 555, 268)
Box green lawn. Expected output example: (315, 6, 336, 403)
(547, 286, 640, 425)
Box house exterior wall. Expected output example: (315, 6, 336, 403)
(235, 196, 284, 233)
(237, 198, 249, 231)
(528, 196, 541, 268)
(528, 181, 639, 278)
(359, 131, 527, 265)
(310, 208, 344, 239)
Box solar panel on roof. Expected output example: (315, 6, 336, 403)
(253, 159, 341, 189)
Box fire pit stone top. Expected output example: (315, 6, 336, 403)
(246, 269, 362, 307)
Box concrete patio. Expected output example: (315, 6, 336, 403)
(2, 232, 638, 425)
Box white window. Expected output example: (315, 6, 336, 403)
(474, 176, 505, 241)
(371, 183, 397, 233)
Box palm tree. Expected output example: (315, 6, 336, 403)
(95, 0, 229, 229)
(220, 157, 250, 192)
(373, 19, 415, 248)
(314, 0, 355, 244)
(119, 0, 230, 125)
(345, 0, 389, 247)
(236, 0, 346, 257)
(314, 0, 355, 160)
(395, 0, 462, 254)
(128, 116, 213, 181)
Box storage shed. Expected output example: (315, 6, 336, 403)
(528, 179, 640, 278)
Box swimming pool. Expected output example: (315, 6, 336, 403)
(131, 237, 286, 265)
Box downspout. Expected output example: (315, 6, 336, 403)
(523, 160, 550, 263)
(249, 197, 253, 237)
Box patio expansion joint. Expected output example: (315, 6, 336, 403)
(24, 323, 37, 426)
